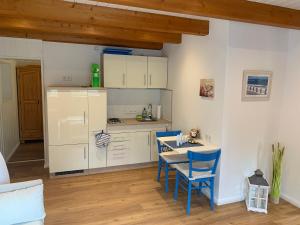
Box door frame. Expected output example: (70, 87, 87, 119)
(0, 56, 47, 166)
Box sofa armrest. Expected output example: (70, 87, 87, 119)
(0, 179, 46, 225)
(0, 179, 43, 193)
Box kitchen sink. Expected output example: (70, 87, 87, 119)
(136, 118, 157, 122)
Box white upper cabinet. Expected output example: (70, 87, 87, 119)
(103, 54, 168, 89)
(47, 90, 88, 145)
(148, 57, 168, 89)
(126, 55, 147, 88)
(103, 54, 126, 88)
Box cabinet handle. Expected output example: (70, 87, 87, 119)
(148, 133, 150, 146)
(122, 73, 125, 86)
(144, 74, 146, 86)
(150, 74, 152, 86)
(84, 147, 87, 159)
(83, 111, 86, 124)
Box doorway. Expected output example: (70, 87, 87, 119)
(0, 59, 44, 163)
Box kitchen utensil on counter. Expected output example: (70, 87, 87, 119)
(157, 105, 161, 120)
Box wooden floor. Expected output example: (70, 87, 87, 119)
(8, 162, 300, 225)
(9, 141, 44, 162)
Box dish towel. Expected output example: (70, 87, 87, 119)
(95, 131, 111, 148)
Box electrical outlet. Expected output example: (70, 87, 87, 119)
(63, 75, 72, 81)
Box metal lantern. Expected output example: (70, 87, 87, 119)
(246, 169, 269, 214)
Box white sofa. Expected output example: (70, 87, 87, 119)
(0, 153, 45, 225)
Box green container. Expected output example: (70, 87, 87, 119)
(91, 64, 100, 87)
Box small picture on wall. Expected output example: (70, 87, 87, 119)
(200, 79, 214, 98)
(242, 70, 273, 101)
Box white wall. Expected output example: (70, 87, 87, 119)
(219, 22, 288, 204)
(164, 20, 290, 205)
(164, 19, 229, 201)
(277, 30, 300, 207)
(0, 60, 20, 160)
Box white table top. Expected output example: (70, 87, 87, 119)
(157, 136, 219, 155)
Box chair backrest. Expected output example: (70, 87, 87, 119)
(187, 149, 221, 179)
(0, 152, 10, 184)
(156, 130, 181, 154)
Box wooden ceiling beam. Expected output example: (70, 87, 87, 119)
(95, 0, 300, 30)
(0, 29, 163, 50)
(0, 16, 181, 44)
(0, 0, 209, 36)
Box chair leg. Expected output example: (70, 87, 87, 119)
(210, 178, 215, 211)
(174, 171, 179, 201)
(187, 181, 192, 215)
(157, 158, 162, 182)
(197, 182, 202, 196)
(165, 162, 169, 193)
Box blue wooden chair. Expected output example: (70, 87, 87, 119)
(173, 149, 221, 215)
(156, 130, 189, 193)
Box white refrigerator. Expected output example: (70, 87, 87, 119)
(47, 88, 107, 174)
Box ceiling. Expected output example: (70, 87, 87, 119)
(250, 0, 300, 10)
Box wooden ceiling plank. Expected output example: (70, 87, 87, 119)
(94, 0, 300, 30)
(0, 29, 163, 50)
(0, 16, 181, 44)
(0, 0, 209, 36)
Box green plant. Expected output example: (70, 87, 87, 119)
(271, 143, 285, 203)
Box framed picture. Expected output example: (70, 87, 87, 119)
(242, 70, 273, 101)
(200, 79, 214, 98)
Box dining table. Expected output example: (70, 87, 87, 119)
(157, 136, 220, 155)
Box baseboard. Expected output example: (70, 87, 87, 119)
(216, 195, 245, 206)
(281, 193, 300, 208)
(5, 142, 20, 162)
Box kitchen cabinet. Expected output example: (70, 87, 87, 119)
(103, 54, 126, 88)
(126, 55, 147, 88)
(47, 89, 88, 145)
(148, 57, 168, 89)
(88, 90, 107, 169)
(47, 88, 107, 174)
(49, 144, 88, 173)
(129, 132, 151, 164)
(103, 54, 168, 89)
(107, 133, 130, 167)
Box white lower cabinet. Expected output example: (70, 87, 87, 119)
(129, 132, 151, 164)
(49, 144, 88, 173)
(88, 132, 107, 169)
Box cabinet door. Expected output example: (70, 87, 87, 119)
(49, 144, 88, 173)
(89, 132, 107, 169)
(129, 132, 151, 164)
(126, 55, 147, 88)
(148, 57, 168, 89)
(88, 90, 107, 132)
(150, 129, 166, 162)
(103, 54, 126, 88)
(47, 90, 88, 145)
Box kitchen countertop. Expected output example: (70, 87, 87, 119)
(107, 118, 171, 127)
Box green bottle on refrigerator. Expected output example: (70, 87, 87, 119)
(91, 63, 100, 87)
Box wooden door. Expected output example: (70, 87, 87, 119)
(17, 65, 43, 141)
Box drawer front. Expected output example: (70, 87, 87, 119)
(49, 144, 88, 173)
(110, 133, 130, 142)
(107, 147, 129, 167)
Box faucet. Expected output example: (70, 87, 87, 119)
(147, 104, 152, 119)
